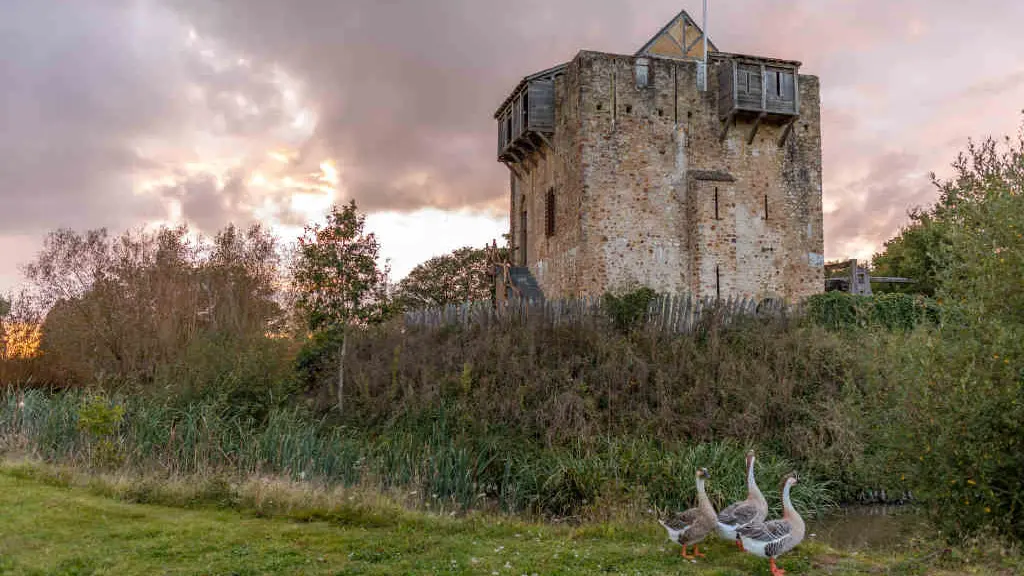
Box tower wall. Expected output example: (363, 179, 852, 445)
(509, 61, 589, 298)
(507, 50, 824, 302)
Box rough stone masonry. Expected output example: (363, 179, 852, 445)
(495, 11, 824, 303)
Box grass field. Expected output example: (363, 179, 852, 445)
(2, 466, 1015, 576)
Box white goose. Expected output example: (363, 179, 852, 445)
(716, 449, 768, 548)
(737, 473, 805, 576)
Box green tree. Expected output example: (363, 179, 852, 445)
(934, 131, 1024, 320)
(871, 126, 1024, 298)
(23, 224, 283, 390)
(877, 124, 1024, 539)
(291, 200, 391, 413)
(395, 244, 506, 309)
(870, 208, 949, 296)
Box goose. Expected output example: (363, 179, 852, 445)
(716, 449, 769, 549)
(658, 467, 718, 560)
(737, 473, 805, 576)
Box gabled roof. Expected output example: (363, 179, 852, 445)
(711, 51, 801, 68)
(635, 8, 718, 60)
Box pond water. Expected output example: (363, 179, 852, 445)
(807, 505, 925, 552)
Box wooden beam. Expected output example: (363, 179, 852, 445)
(719, 111, 736, 142)
(520, 147, 538, 171)
(747, 112, 766, 145)
(868, 277, 916, 284)
(685, 33, 705, 55)
(528, 132, 545, 151)
(508, 142, 538, 171)
(500, 160, 526, 181)
(732, 62, 739, 110)
(534, 132, 557, 155)
(519, 136, 538, 153)
(777, 115, 799, 147)
(667, 21, 688, 54)
(506, 148, 522, 164)
(760, 64, 767, 112)
(794, 72, 801, 116)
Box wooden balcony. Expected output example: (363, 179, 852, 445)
(715, 53, 801, 144)
(495, 64, 564, 164)
(717, 55, 800, 120)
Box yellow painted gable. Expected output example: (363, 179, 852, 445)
(682, 23, 707, 58)
(667, 18, 684, 45)
(648, 34, 685, 58)
(636, 9, 718, 60)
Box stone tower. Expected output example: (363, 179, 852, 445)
(494, 9, 824, 303)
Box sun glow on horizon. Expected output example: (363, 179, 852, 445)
(98, 18, 507, 287)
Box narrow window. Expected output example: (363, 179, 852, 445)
(714, 187, 720, 220)
(545, 188, 556, 237)
(520, 209, 528, 265)
(635, 58, 650, 88)
(715, 265, 721, 300)
(764, 194, 769, 219)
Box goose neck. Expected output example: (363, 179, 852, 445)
(746, 460, 763, 501)
(781, 483, 799, 521)
(696, 477, 715, 515)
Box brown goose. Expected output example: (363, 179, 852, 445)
(737, 473, 805, 576)
(716, 449, 769, 549)
(658, 467, 718, 560)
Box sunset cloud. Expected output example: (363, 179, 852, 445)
(3, 0, 1024, 291)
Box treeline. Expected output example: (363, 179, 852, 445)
(0, 202, 501, 396)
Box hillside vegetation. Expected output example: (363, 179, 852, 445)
(0, 125, 1023, 555)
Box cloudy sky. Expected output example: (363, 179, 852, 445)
(2, 0, 1023, 293)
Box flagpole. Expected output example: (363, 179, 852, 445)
(701, 0, 709, 91)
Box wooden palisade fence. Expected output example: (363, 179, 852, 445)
(403, 293, 800, 334)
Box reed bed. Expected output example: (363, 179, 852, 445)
(0, 387, 834, 520)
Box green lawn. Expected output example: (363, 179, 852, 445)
(0, 469, 1004, 575)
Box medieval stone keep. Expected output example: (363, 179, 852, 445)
(494, 9, 824, 303)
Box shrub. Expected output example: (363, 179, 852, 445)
(806, 291, 939, 332)
(77, 393, 125, 470)
(863, 317, 1024, 540)
(601, 287, 657, 333)
(340, 307, 868, 489)
(154, 334, 301, 423)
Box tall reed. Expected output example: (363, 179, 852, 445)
(0, 388, 834, 519)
